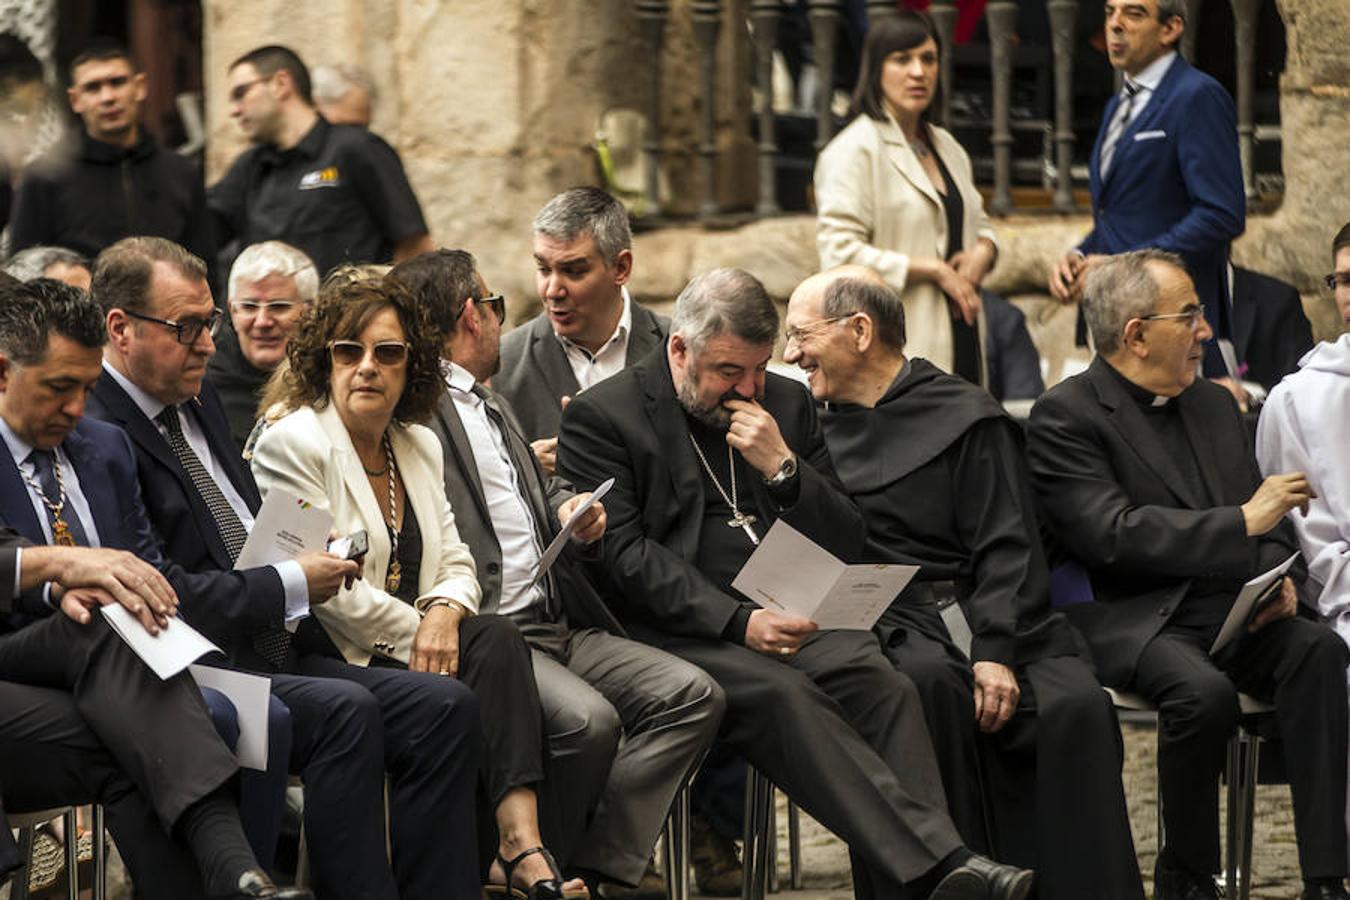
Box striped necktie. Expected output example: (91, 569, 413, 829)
(1099, 81, 1141, 176)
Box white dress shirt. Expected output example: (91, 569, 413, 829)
(1118, 50, 1177, 130)
(444, 362, 548, 616)
(102, 363, 309, 622)
(555, 286, 634, 392)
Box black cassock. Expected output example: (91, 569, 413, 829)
(820, 358, 1144, 900)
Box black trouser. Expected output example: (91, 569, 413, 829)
(1131, 617, 1349, 879)
(661, 629, 963, 898)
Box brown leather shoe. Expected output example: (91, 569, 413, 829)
(690, 814, 742, 897)
(598, 860, 667, 899)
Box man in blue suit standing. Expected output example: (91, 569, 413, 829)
(1049, 0, 1245, 379)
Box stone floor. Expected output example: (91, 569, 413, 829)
(2, 719, 1310, 899)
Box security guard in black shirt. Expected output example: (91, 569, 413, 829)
(209, 45, 432, 279)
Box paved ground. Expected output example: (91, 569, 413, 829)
(4, 719, 1310, 899)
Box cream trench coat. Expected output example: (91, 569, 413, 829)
(815, 112, 996, 378)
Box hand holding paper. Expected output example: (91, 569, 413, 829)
(1210, 552, 1300, 655)
(529, 478, 615, 587)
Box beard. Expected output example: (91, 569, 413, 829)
(676, 369, 759, 430)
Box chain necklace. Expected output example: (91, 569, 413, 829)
(381, 433, 402, 593)
(687, 435, 759, 546)
(19, 454, 78, 545)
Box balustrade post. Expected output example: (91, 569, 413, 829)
(986, 0, 1016, 215)
(865, 1, 896, 26)
(636, 0, 669, 217)
(1046, 0, 1078, 211)
(807, 0, 840, 151)
(1230, 0, 1260, 201)
(752, 0, 782, 216)
(691, 0, 722, 219)
(927, 0, 957, 126)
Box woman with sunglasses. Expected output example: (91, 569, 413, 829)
(814, 10, 995, 385)
(250, 274, 587, 900)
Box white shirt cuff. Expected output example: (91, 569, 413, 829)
(273, 560, 311, 633)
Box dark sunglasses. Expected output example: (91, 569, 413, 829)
(328, 340, 410, 367)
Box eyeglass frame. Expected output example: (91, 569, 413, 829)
(459, 294, 506, 324)
(228, 77, 267, 104)
(783, 313, 856, 346)
(327, 339, 411, 368)
(229, 298, 304, 319)
(1134, 303, 1207, 330)
(1323, 272, 1350, 291)
(124, 308, 223, 346)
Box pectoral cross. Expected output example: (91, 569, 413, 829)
(729, 511, 760, 546)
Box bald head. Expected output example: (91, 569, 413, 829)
(790, 266, 906, 353)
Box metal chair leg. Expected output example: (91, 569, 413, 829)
(93, 804, 107, 900)
(1237, 731, 1261, 900)
(13, 823, 36, 900)
(767, 796, 778, 895)
(295, 823, 311, 889)
(1224, 733, 1241, 899)
(742, 769, 774, 900)
(663, 784, 691, 900)
(787, 799, 801, 890)
(61, 808, 78, 900)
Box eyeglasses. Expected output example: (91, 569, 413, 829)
(328, 340, 410, 367)
(476, 295, 506, 324)
(228, 77, 266, 103)
(1323, 272, 1350, 291)
(125, 308, 222, 345)
(231, 299, 302, 319)
(1137, 304, 1207, 331)
(784, 314, 854, 345)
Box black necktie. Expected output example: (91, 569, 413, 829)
(27, 450, 90, 546)
(157, 405, 291, 669)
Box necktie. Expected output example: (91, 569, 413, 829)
(27, 450, 90, 546)
(157, 405, 290, 668)
(1099, 81, 1141, 177)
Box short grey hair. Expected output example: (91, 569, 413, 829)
(2, 246, 89, 282)
(822, 277, 906, 351)
(1154, 0, 1186, 22)
(228, 241, 319, 303)
(0, 277, 106, 366)
(1082, 249, 1187, 355)
(532, 186, 631, 266)
(671, 268, 779, 355)
(311, 63, 376, 106)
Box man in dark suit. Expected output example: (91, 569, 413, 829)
(1229, 266, 1315, 395)
(83, 237, 484, 900)
(1027, 249, 1349, 900)
(390, 248, 723, 897)
(496, 187, 669, 475)
(0, 275, 310, 899)
(559, 267, 1034, 900)
(1048, 0, 1245, 379)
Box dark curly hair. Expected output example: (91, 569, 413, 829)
(277, 275, 443, 425)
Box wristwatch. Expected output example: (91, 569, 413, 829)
(765, 454, 798, 487)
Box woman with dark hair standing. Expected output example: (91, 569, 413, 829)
(814, 11, 995, 385)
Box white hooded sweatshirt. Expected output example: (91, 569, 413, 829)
(1257, 333, 1350, 645)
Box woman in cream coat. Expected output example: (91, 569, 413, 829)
(251, 276, 587, 900)
(815, 11, 997, 383)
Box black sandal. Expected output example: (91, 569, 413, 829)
(486, 846, 587, 900)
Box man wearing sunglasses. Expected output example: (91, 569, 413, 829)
(209, 45, 432, 281)
(1028, 249, 1350, 900)
(86, 237, 481, 900)
(208, 241, 317, 452)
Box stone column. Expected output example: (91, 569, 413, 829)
(807, 0, 840, 150)
(986, 0, 1017, 214)
(1047, 0, 1078, 211)
(865, 1, 895, 25)
(637, 0, 671, 217)
(1181, 0, 1204, 60)
(751, 0, 781, 216)
(1231, 0, 1261, 201)
(928, 0, 958, 126)
(692, 0, 723, 218)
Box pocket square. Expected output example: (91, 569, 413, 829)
(1134, 130, 1167, 141)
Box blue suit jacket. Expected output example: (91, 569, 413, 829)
(0, 416, 284, 661)
(1082, 55, 1245, 354)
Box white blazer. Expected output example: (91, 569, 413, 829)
(815, 113, 996, 376)
(249, 403, 481, 667)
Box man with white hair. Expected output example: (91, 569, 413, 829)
(312, 64, 375, 128)
(2, 246, 91, 290)
(207, 240, 317, 451)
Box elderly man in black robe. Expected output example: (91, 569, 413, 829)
(784, 266, 1142, 900)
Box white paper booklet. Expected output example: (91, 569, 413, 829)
(188, 665, 273, 771)
(1210, 552, 1301, 656)
(234, 489, 334, 570)
(100, 604, 221, 679)
(528, 478, 615, 587)
(731, 520, 917, 630)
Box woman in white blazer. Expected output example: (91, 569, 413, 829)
(251, 276, 587, 900)
(815, 11, 998, 382)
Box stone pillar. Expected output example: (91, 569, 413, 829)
(986, 0, 1017, 215)
(1047, 0, 1078, 212)
(865, 1, 895, 25)
(928, 0, 957, 126)
(1181, 0, 1204, 60)
(1231, 0, 1261, 202)
(807, 0, 840, 150)
(751, 0, 781, 216)
(637, 0, 670, 217)
(692, 0, 723, 218)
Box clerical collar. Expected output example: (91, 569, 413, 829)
(1101, 358, 1174, 409)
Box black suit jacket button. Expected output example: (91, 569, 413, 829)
(486, 562, 500, 575)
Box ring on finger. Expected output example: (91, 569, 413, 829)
(778, 647, 791, 657)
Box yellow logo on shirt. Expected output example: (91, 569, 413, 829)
(298, 167, 340, 190)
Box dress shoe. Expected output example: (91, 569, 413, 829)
(1302, 880, 1350, 899)
(230, 868, 315, 899)
(690, 813, 742, 896)
(930, 854, 1034, 900)
(1152, 855, 1218, 900)
(598, 860, 668, 898)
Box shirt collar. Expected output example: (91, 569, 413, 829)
(554, 286, 633, 355)
(261, 115, 328, 165)
(0, 415, 35, 469)
(102, 360, 170, 422)
(1128, 50, 1177, 94)
(443, 360, 478, 395)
